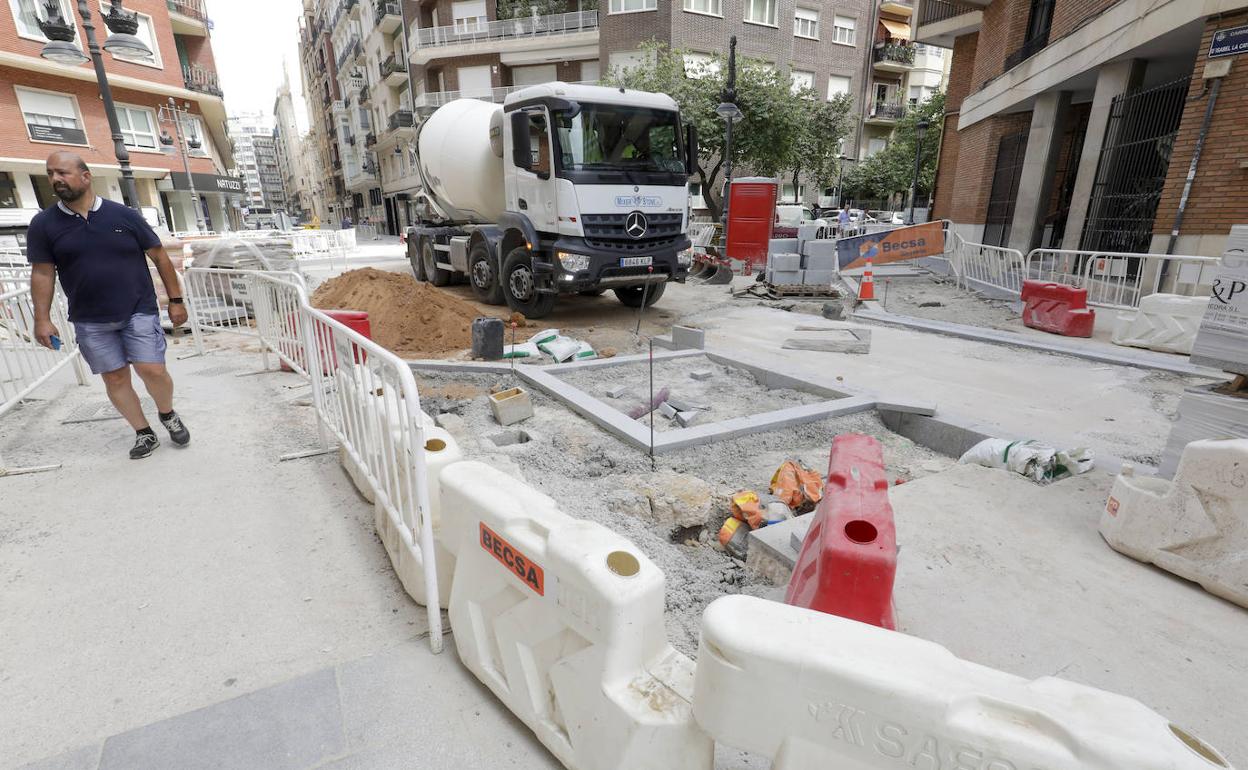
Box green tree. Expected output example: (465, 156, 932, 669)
(786, 91, 855, 205)
(607, 43, 814, 220)
(843, 91, 945, 207)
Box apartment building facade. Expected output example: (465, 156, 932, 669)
(227, 111, 271, 213)
(919, 0, 1248, 258)
(299, 0, 346, 226)
(0, 0, 238, 232)
(273, 66, 312, 222)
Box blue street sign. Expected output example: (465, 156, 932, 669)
(1209, 24, 1248, 59)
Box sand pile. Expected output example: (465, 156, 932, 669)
(311, 268, 487, 358)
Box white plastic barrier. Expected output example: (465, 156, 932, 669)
(1101, 439, 1248, 609)
(1024, 249, 1220, 311)
(694, 594, 1232, 770)
(440, 460, 713, 770)
(1111, 293, 1210, 355)
(1, 281, 88, 476)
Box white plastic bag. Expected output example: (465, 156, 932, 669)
(572, 340, 596, 360)
(503, 341, 541, 359)
(538, 335, 581, 362)
(959, 438, 1094, 484)
(528, 328, 559, 346)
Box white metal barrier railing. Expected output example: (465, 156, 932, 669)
(245, 273, 444, 652)
(183, 268, 307, 361)
(1, 280, 88, 476)
(950, 233, 1028, 295)
(1023, 248, 1220, 311)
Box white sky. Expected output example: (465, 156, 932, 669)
(210, 0, 309, 134)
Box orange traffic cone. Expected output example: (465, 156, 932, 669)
(858, 258, 876, 301)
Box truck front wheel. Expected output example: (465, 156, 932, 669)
(614, 281, 666, 309)
(421, 238, 452, 287)
(502, 247, 556, 319)
(469, 243, 505, 305)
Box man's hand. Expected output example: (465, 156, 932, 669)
(34, 318, 60, 349)
(168, 302, 188, 327)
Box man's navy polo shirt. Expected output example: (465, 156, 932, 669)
(26, 197, 162, 323)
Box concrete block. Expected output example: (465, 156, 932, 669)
(665, 397, 708, 412)
(767, 269, 803, 286)
(803, 251, 838, 271)
(769, 252, 801, 272)
(744, 514, 811, 585)
(675, 410, 701, 428)
(782, 329, 871, 354)
(802, 239, 839, 259)
(488, 387, 534, 426)
(797, 224, 824, 244)
(821, 302, 846, 320)
(768, 238, 798, 255)
(605, 384, 629, 399)
(671, 326, 705, 350)
(690, 369, 714, 381)
(802, 269, 835, 287)
(1159, 384, 1248, 478)
(658, 402, 678, 420)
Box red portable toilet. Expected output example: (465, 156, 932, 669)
(724, 178, 778, 275)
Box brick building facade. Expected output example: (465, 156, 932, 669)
(919, 0, 1248, 258)
(0, 0, 237, 232)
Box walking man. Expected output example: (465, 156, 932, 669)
(28, 152, 191, 459)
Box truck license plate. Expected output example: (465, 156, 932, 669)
(620, 256, 652, 268)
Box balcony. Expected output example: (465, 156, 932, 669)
(359, 84, 371, 104)
(873, 42, 916, 71)
(1004, 32, 1050, 71)
(365, 132, 377, 148)
(183, 64, 223, 98)
(167, 0, 209, 35)
(335, 38, 361, 70)
(374, 0, 401, 34)
(409, 11, 598, 66)
(879, 0, 914, 15)
(412, 81, 595, 114)
(866, 101, 908, 123)
(386, 109, 414, 132)
(381, 53, 407, 86)
(914, 0, 982, 46)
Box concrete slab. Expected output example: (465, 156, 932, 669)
(16, 745, 101, 770)
(97, 669, 345, 770)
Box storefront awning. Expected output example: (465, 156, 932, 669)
(881, 18, 911, 41)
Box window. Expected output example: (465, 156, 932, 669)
(15, 87, 87, 145)
(833, 15, 855, 45)
(609, 0, 656, 13)
(743, 0, 776, 26)
(580, 59, 600, 83)
(688, 182, 705, 210)
(780, 183, 805, 203)
(682, 53, 720, 79)
(457, 64, 492, 97)
(116, 104, 158, 150)
(554, 105, 684, 174)
(512, 64, 557, 87)
(99, 4, 161, 66)
(826, 75, 850, 100)
(608, 49, 653, 74)
(867, 137, 887, 156)
(451, 0, 486, 33)
(10, 0, 74, 42)
(794, 7, 818, 39)
(908, 85, 926, 105)
(684, 0, 721, 15)
(790, 70, 814, 96)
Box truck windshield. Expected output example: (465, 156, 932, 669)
(554, 105, 684, 175)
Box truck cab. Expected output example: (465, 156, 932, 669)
(408, 83, 698, 319)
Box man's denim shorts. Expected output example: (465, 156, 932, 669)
(73, 313, 167, 375)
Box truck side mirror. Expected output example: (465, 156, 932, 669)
(685, 124, 698, 176)
(510, 112, 532, 171)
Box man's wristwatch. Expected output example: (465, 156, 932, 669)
(169, 297, 184, 304)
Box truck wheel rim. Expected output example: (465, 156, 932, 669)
(472, 259, 492, 288)
(509, 265, 533, 301)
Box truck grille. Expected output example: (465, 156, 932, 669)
(582, 212, 684, 253)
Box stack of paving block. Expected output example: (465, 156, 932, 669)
(188, 236, 298, 272)
(764, 223, 839, 288)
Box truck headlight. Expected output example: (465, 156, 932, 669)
(677, 248, 694, 266)
(557, 251, 590, 272)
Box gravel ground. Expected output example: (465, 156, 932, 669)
(554, 354, 827, 432)
(876, 273, 1023, 329)
(413, 369, 948, 656)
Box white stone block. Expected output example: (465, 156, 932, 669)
(770, 252, 802, 272)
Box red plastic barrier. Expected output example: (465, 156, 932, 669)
(1020, 280, 1095, 337)
(784, 433, 897, 629)
(282, 309, 370, 372)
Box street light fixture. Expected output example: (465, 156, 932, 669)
(38, 0, 155, 209)
(718, 35, 739, 230)
(908, 118, 931, 225)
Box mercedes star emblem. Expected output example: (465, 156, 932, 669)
(625, 211, 648, 239)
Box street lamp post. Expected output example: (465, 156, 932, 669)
(38, 1, 155, 210)
(158, 98, 208, 233)
(908, 118, 930, 225)
(716, 36, 741, 231)
(834, 153, 857, 210)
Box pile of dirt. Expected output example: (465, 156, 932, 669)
(310, 267, 492, 358)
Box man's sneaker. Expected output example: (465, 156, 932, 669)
(160, 411, 191, 446)
(130, 432, 160, 459)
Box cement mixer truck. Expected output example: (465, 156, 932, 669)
(405, 82, 697, 318)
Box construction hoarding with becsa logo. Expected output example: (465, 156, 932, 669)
(835, 222, 945, 271)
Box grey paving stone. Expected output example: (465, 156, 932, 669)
(97, 669, 343, 770)
(17, 744, 101, 770)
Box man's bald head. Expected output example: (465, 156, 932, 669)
(46, 152, 91, 204)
